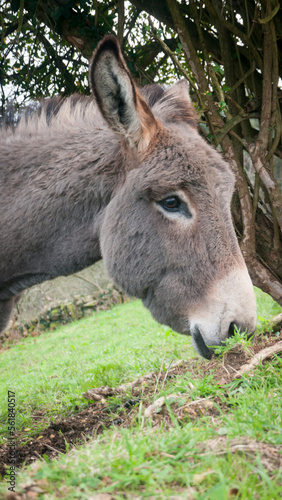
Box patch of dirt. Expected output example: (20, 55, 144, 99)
(202, 329, 282, 384)
(0, 398, 143, 478)
(0, 329, 281, 479)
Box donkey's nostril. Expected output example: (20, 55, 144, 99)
(228, 322, 236, 338)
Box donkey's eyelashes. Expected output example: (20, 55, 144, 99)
(157, 195, 192, 219)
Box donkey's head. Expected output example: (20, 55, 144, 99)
(90, 36, 256, 359)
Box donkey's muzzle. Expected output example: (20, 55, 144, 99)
(192, 327, 213, 360)
(192, 322, 256, 360)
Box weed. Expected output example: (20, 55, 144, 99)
(209, 325, 255, 357)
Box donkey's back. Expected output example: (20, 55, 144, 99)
(0, 96, 119, 294)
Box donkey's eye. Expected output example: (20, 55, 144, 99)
(157, 195, 192, 219)
(159, 196, 181, 212)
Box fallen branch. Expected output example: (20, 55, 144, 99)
(144, 394, 215, 418)
(270, 313, 282, 333)
(83, 340, 282, 407)
(83, 372, 157, 401)
(82, 359, 185, 401)
(233, 340, 282, 379)
(43, 443, 64, 454)
(144, 394, 179, 418)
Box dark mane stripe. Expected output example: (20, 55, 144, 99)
(2, 82, 197, 132)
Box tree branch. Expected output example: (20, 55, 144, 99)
(258, 2, 280, 24)
(36, 29, 78, 95)
(148, 18, 203, 106)
(117, 0, 125, 46)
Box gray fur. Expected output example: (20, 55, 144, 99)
(0, 35, 256, 358)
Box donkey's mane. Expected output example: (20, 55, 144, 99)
(1, 82, 197, 139)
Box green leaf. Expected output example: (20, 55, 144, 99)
(212, 64, 224, 76)
(219, 101, 227, 109)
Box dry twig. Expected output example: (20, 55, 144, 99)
(233, 340, 282, 378)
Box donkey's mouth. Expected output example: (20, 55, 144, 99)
(192, 327, 213, 360)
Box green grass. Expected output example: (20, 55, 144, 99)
(0, 301, 195, 441)
(0, 288, 281, 498)
(0, 289, 280, 440)
(255, 286, 281, 331)
(2, 358, 281, 499)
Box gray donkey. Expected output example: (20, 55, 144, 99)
(0, 35, 256, 359)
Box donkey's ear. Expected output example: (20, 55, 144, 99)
(89, 35, 158, 151)
(152, 79, 198, 129)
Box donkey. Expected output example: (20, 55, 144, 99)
(0, 35, 256, 359)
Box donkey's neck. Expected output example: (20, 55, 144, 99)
(0, 107, 130, 299)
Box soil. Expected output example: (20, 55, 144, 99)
(0, 329, 281, 479)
